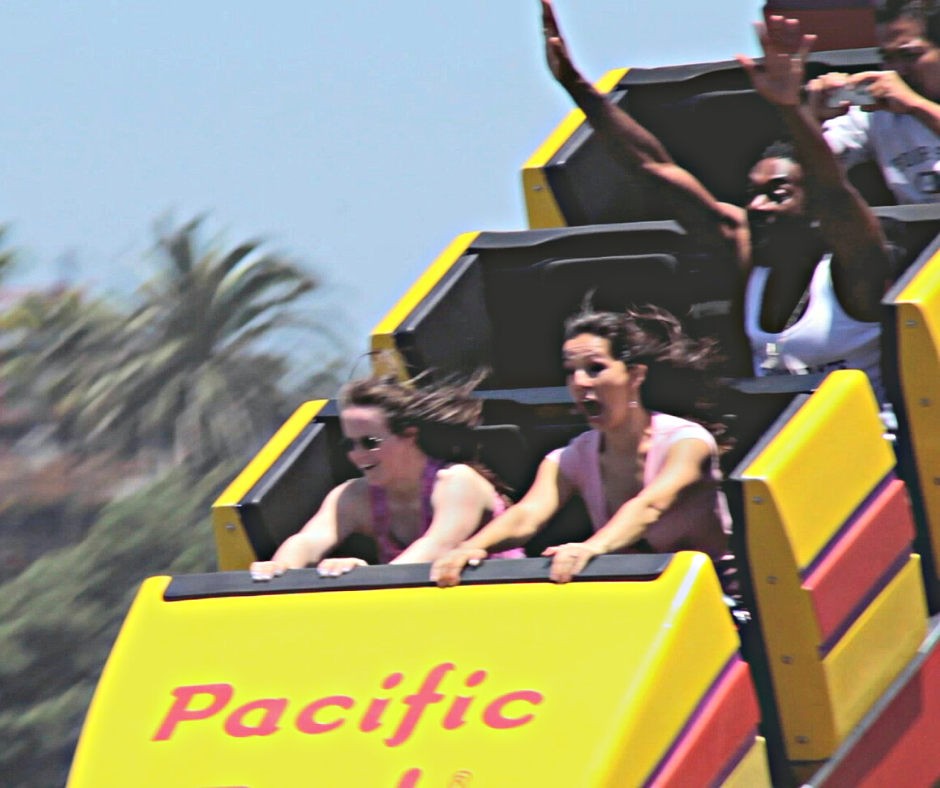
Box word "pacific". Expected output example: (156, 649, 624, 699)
(153, 662, 544, 748)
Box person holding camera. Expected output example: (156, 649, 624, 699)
(809, 0, 940, 203)
(535, 2, 894, 399)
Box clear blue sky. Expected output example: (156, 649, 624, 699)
(0, 0, 761, 356)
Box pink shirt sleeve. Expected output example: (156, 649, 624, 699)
(546, 442, 580, 489)
(543, 418, 726, 541)
(645, 416, 718, 486)
(546, 430, 596, 491)
(545, 431, 607, 532)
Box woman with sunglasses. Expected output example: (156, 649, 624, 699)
(250, 374, 522, 581)
(431, 306, 738, 593)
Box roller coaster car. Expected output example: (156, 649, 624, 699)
(70, 47, 940, 787)
(763, 0, 877, 53)
(522, 48, 901, 230)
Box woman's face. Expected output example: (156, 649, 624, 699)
(562, 333, 644, 430)
(340, 405, 417, 486)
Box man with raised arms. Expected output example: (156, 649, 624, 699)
(540, 1, 894, 400)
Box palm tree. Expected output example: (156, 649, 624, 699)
(72, 217, 323, 467)
(0, 226, 15, 283)
(0, 287, 122, 445)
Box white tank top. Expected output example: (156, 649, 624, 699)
(744, 255, 883, 401)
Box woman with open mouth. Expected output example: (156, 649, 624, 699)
(250, 375, 522, 582)
(431, 305, 736, 591)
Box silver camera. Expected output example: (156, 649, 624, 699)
(826, 84, 877, 108)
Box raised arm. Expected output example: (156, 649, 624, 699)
(249, 481, 359, 580)
(540, 0, 748, 263)
(738, 16, 892, 321)
(544, 438, 712, 583)
(390, 465, 499, 565)
(430, 456, 573, 587)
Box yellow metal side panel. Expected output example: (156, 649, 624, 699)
(521, 166, 567, 230)
(739, 371, 899, 761)
(720, 737, 772, 788)
(212, 399, 327, 570)
(894, 289, 940, 573)
(68, 553, 736, 788)
(742, 371, 893, 570)
(743, 476, 834, 759)
(823, 556, 927, 740)
(369, 231, 481, 380)
(596, 553, 739, 786)
(210, 507, 256, 572)
(370, 331, 412, 380)
(521, 68, 629, 229)
(68, 575, 175, 785)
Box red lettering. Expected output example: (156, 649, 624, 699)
(482, 690, 543, 729)
(152, 683, 234, 741)
(442, 670, 487, 730)
(223, 698, 287, 738)
(360, 672, 404, 732)
(153, 667, 544, 746)
(296, 695, 355, 734)
(385, 663, 454, 747)
(396, 768, 423, 788)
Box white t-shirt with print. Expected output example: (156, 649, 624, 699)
(823, 106, 940, 204)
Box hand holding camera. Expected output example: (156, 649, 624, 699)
(825, 84, 876, 109)
(850, 70, 925, 115)
(809, 70, 924, 118)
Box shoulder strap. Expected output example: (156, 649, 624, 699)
(369, 484, 401, 563)
(421, 458, 449, 530)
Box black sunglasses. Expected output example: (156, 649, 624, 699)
(879, 47, 928, 64)
(746, 182, 791, 204)
(339, 435, 385, 453)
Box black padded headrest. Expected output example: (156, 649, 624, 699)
(540, 253, 682, 316)
(474, 424, 530, 495)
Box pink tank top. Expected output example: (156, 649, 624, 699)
(369, 458, 524, 563)
(546, 414, 739, 598)
(546, 413, 733, 561)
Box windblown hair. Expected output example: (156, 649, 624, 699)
(339, 371, 511, 492)
(563, 304, 730, 447)
(876, 0, 940, 45)
(341, 372, 483, 437)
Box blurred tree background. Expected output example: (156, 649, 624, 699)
(0, 217, 347, 787)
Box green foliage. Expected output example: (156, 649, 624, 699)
(0, 462, 237, 788)
(0, 287, 124, 445)
(0, 216, 326, 469)
(0, 214, 346, 787)
(0, 225, 17, 281)
(69, 217, 320, 467)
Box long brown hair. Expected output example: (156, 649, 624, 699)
(563, 304, 730, 447)
(339, 372, 512, 493)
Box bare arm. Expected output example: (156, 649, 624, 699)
(739, 16, 891, 321)
(431, 456, 573, 586)
(853, 70, 940, 136)
(391, 466, 496, 565)
(540, 1, 748, 264)
(249, 481, 360, 580)
(545, 438, 712, 582)
(901, 94, 940, 136)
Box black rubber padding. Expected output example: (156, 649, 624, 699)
(164, 554, 674, 601)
